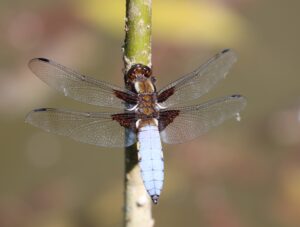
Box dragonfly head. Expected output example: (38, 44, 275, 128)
(126, 64, 152, 80)
(126, 64, 156, 93)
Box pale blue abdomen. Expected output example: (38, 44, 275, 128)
(138, 125, 164, 204)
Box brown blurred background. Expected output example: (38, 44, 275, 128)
(1, 0, 300, 226)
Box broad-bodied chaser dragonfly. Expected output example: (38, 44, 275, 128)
(25, 49, 246, 204)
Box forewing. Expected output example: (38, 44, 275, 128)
(28, 58, 137, 108)
(157, 49, 237, 107)
(25, 108, 137, 147)
(160, 95, 246, 144)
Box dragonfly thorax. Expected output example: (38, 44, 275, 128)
(136, 93, 159, 117)
(134, 79, 155, 93)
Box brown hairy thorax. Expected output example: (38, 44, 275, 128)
(137, 93, 158, 117)
(115, 63, 178, 131)
(124, 64, 160, 125)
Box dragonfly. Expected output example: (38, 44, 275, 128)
(25, 49, 246, 204)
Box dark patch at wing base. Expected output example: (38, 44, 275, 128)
(113, 90, 138, 104)
(158, 110, 180, 131)
(157, 87, 175, 103)
(112, 113, 137, 129)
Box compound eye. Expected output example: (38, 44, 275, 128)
(142, 66, 152, 77)
(126, 66, 138, 81)
(127, 64, 152, 79)
(125, 73, 133, 83)
(128, 73, 136, 80)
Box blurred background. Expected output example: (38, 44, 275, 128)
(1, 0, 300, 226)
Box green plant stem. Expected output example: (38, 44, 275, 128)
(124, 0, 152, 70)
(123, 0, 153, 227)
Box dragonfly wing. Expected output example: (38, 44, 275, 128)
(157, 49, 237, 107)
(159, 95, 246, 144)
(25, 108, 137, 147)
(28, 58, 137, 108)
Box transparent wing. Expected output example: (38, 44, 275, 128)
(25, 108, 137, 147)
(160, 95, 246, 144)
(28, 58, 137, 109)
(157, 49, 237, 107)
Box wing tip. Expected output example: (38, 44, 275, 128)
(33, 107, 50, 112)
(230, 94, 246, 101)
(37, 57, 50, 62)
(230, 94, 247, 109)
(221, 48, 230, 54)
(28, 57, 50, 68)
(231, 94, 242, 98)
(29, 57, 49, 63)
(24, 110, 35, 124)
(25, 108, 53, 124)
(220, 48, 237, 61)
